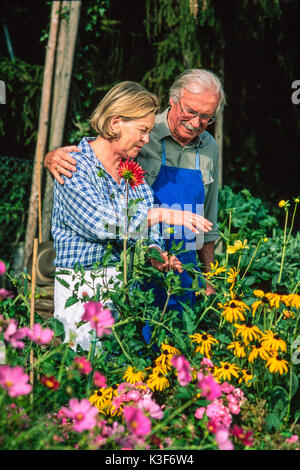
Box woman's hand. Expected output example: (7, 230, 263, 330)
(147, 247, 183, 273)
(148, 208, 212, 234)
(44, 146, 79, 185)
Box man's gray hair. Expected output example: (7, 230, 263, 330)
(170, 69, 226, 112)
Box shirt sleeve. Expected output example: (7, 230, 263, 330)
(54, 167, 153, 243)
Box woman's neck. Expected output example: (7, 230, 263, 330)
(89, 137, 122, 183)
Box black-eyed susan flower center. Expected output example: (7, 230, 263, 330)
(202, 335, 208, 341)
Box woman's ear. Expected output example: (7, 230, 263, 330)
(110, 115, 121, 138)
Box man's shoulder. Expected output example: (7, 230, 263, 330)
(201, 130, 218, 148)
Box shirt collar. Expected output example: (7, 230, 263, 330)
(77, 137, 127, 190)
(156, 107, 203, 147)
(78, 137, 105, 169)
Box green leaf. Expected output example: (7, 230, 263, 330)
(65, 296, 79, 309)
(265, 412, 281, 432)
(55, 276, 70, 289)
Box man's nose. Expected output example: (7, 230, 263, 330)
(189, 115, 203, 128)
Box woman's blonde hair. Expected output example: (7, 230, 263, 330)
(89, 81, 159, 140)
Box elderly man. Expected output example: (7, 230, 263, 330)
(44, 69, 225, 305)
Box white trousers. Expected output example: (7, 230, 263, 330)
(54, 267, 119, 352)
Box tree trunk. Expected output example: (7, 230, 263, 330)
(23, 1, 61, 270)
(41, 0, 82, 242)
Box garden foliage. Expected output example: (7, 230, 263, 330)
(0, 188, 299, 450)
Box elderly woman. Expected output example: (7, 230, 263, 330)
(52, 81, 212, 351)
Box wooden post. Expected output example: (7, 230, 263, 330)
(42, 0, 82, 242)
(23, 1, 61, 269)
(29, 238, 38, 403)
(214, 109, 224, 188)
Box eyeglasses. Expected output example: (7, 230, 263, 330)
(177, 98, 216, 125)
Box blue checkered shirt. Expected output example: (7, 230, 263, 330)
(51, 137, 162, 268)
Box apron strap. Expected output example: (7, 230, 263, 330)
(195, 146, 200, 170)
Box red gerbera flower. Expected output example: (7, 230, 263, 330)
(118, 158, 146, 190)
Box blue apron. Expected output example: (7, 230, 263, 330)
(143, 138, 205, 343)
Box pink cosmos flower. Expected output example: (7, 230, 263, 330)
(4, 319, 27, 349)
(194, 407, 206, 420)
(93, 371, 107, 388)
(60, 398, 98, 432)
(198, 373, 222, 401)
(138, 396, 164, 419)
(0, 260, 6, 275)
(74, 356, 92, 375)
(0, 288, 14, 300)
(26, 323, 54, 345)
(81, 302, 114, 337)
(0, 365, 32, 397)
(286, 435, 299, 444)
(171, 355, 192, 386)
(215, 427, 234, 450)
(123, 406, 151, 437)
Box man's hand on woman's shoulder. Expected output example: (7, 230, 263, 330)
(44, 146, 79, 185)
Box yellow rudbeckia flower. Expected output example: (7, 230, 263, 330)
(147, 367, 170, 391)
(214, 362, 240, 382)
(248, 341, 270, 362)
(227, 341, 246, 358)
(260, 330, 287, 352)
(234, 322, 262, 345)
(190, 332, 219, 359)
(123, 366, 146, 384)
(266, 353, 289, 374)
(227, 239, 249, 254)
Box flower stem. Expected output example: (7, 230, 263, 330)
(148, 288, 172, 348)
(225, 209, 232, 268)
(278, 209, 289, 283)
(241, 238, 262, 281)
(57, 342, 71, 382)
(285, 312, 300, 424)
(123, 183, 129, 285)
(148, 395, 197, 437)
(111, 325, 134, 365)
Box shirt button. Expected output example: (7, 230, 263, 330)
(150, 170, 156, 176)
